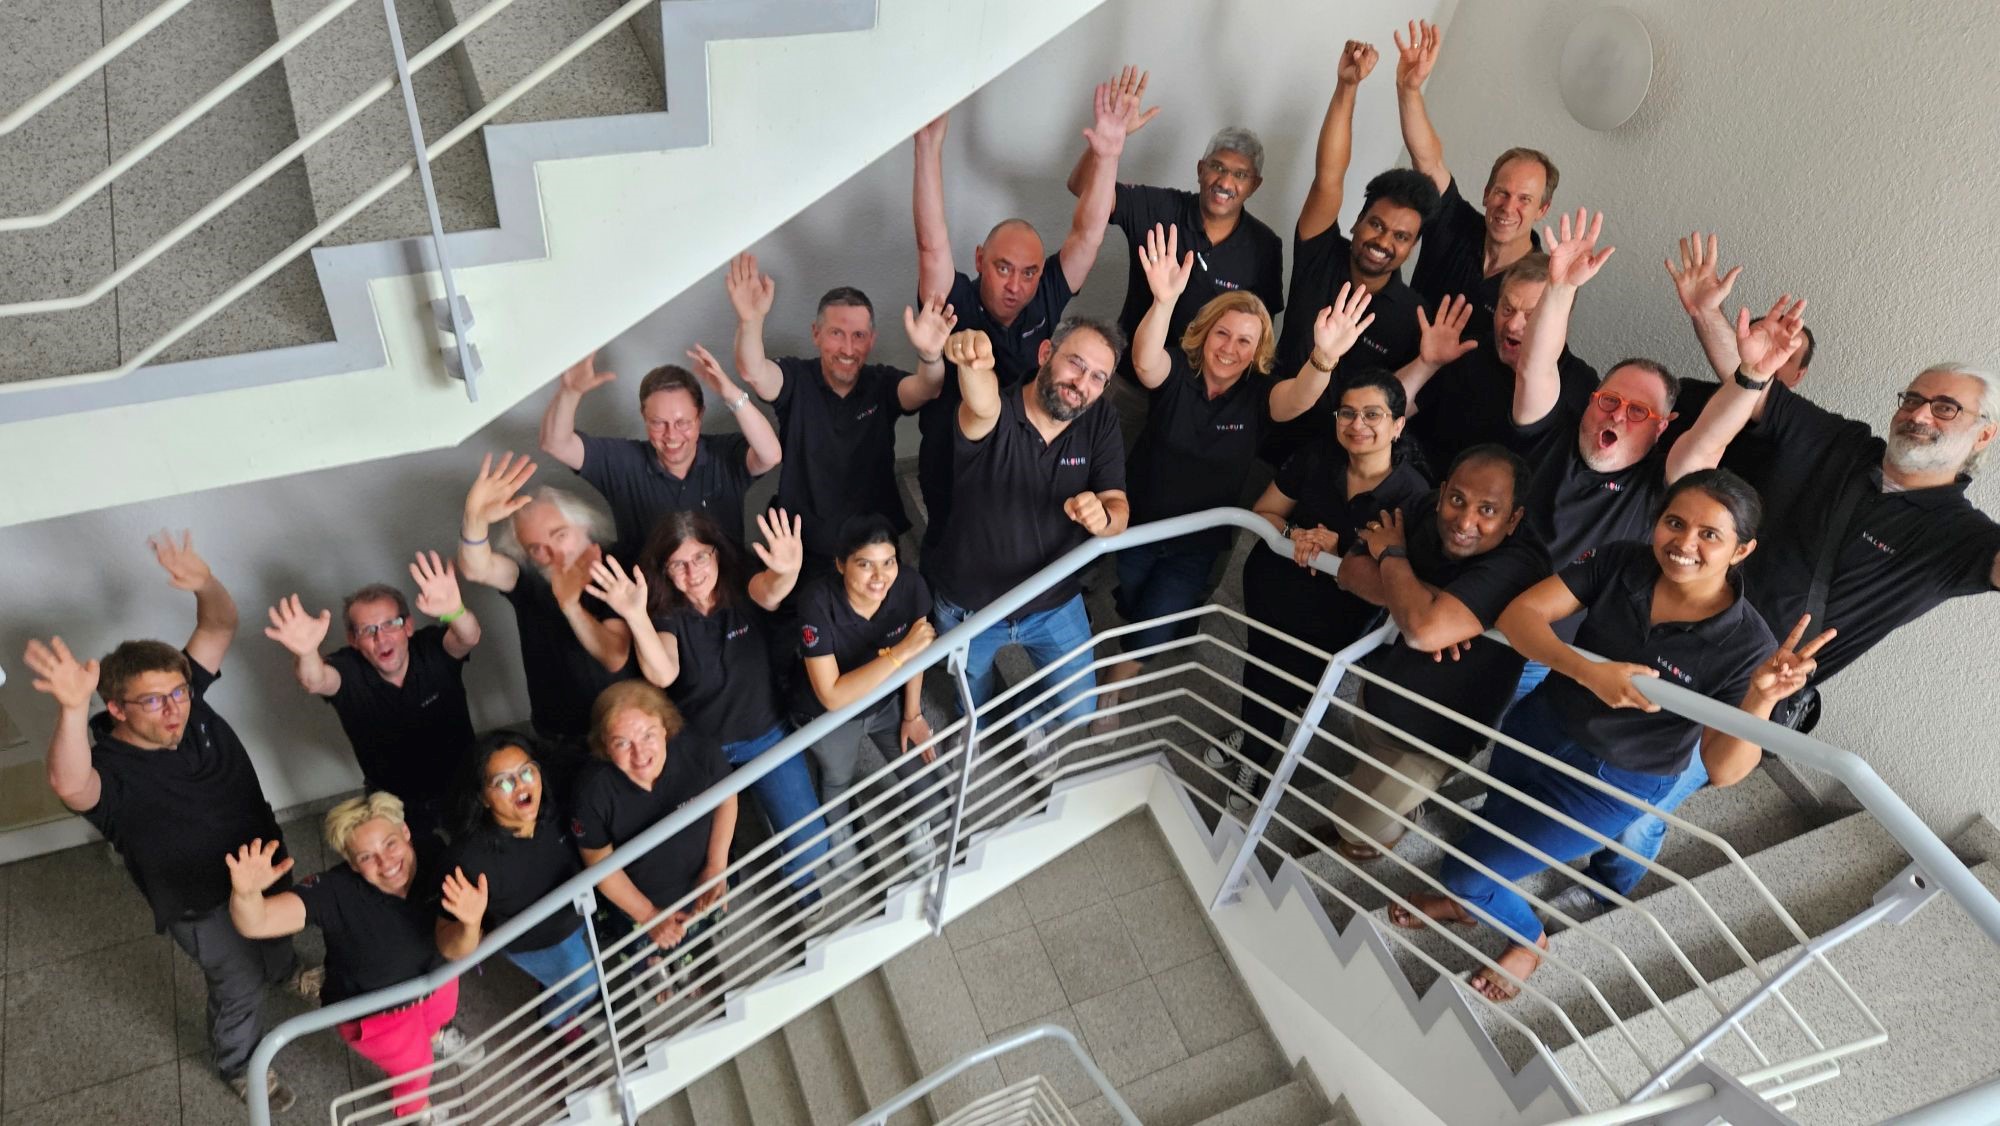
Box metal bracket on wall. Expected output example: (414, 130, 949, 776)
(431, 294, 483, 387)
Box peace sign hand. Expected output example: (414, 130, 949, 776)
(1138, 224, 1194, 304)
(1750, 615, 1835, 705)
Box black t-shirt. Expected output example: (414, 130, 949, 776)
(928, 385, 1127, 618)
(1273, 225, 1423, 385)
(1667, 379, 1784, 491)
(324, 625, 474, 810)
(793, 570, 933, 718)
(772, 357, 914, 558)
(1359, 493, 1548, 755)
(569, 741, 729, 915)
(83, 656, 286, 930)
(577, 432, 755, 553)
(1407, 341, 1597, 477)
(440, 818, 585, 955)
(1538, 542, 1776, 775)
(295, 864, 443, 1005)
(1743, 382, 2000, 685)
(1407, 178, 1542, 342)
(917, 258, 1077, 542)
(499, 566, 634, 740)
(653, 599, 781, 744)
(1110, 184, 1285, 375)
(1520, 406, 1670, 570)
(1128, 353, 1274, 552)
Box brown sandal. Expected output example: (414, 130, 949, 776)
(1387, 895, 1476, 931)
(1334, 837, 1384, 863)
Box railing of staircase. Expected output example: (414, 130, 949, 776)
(854, 1024, 1139, 1126)
(242, 507, 2000, 1125)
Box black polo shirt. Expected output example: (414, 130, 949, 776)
(653, 600, 781, 744)
(500, 566, 634, 740)
(1408, 178, 1542, 341)
(324, 625, 474, 810)
(570, 739, 729, 916)
(1110, 184, 1285, 375)
(917, 257, 1077, 544)
(1540, 542, 1776, 776)
(295, 863, 443, 1005)
(1407, 341, 1597, 477)
(1520, 406, 1670, 570)
(577, 431, 754, 553)
(1665, 380, 1782, 489)
(441, 817, 584, 955)
(794, 569, 933, 718)
(1273, 225, 1422, 384)
(928, 385, 1126, 618)
(1743, 382, 2000, 685)
(1359, 492, 1548, 756)
(1129, 353, 1274, 552)
(82, 656, 286, 931)
(772, 357, 915, 558)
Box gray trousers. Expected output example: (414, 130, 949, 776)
(810, 697, 949, 870)
(167, 902, 299, 1079)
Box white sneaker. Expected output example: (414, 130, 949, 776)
(1543, 884, 1609, 923)
(230, 1070, 296, 1112)
(1226, 762, 1260, 817)
(1205, 729, 1245, 769)
(430, 1023, 486, 1067)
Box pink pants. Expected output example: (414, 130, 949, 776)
(337, 979, 460, 1117)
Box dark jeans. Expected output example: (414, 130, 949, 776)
(721, 724, 831, 898)
(167, 902, 299, 1080)
(1113, 542, 1219, 659)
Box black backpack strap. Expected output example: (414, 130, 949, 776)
(1802, 448, 1872, 637)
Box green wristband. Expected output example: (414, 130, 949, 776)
(438, 606, 467, 625)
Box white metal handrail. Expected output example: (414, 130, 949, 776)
(0, 0, 202, 137)
(856, 1024, 1137, 1126)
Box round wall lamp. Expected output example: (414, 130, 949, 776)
(1559, 6, 1654, 131)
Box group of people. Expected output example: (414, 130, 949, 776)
(19, 18, 2000, 1117)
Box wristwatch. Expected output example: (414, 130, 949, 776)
(1376, 545, 1409, 562)
(1733, 364, 1771, 391)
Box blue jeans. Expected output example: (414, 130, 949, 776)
(1438, 689, 1681, 944)
(1510, 660, 1550, 707)
(934, 593, 1097, 731)
(722, 724, 831, 898)
(1582, 751, 1709, 897)
(1114, 543, 1218, 659)
(505, 924, 598, 1028)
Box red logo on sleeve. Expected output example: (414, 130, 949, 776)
(801, 625, 819, 647)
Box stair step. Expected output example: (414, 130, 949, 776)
(879, 936, 1005, 1119)
(1189, 1078, 1326, 1126)
(1322, 1094, 1363, 1126)
(685, 1061, 755, 1126)
(782, 1000, 869, 1125)
(735, 1030, 813, 1126)
(432, 0, 661, 123)
(1094, 1030, 1292, 1126)
(830, 970, 931, 1126)
(638, 1091, 695, 1126)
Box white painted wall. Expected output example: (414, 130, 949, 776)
(0, 0, 1441, 860)
(1414, 0, 2000, 836)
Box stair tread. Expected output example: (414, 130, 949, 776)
(1102, 1030, 1293, 1126)
(830, 970, 931, 1126)
(435, 0, 661, 123)
(1189, 1078, 1327, 1126)
(736, 1030, 813, 1126)
(637, 1092, 695, 1126)
(782, 1000, 869, 1126)
(879, 935, 1005, 1119)
(685, 1063, 755, 1126)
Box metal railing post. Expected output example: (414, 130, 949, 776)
(378, 0, 481, 400)
(925, 644, 981, 932)
(1209, 621, 1395, 910)
(574, 889, 640, 1126)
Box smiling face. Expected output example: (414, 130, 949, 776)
(1492, 276, 1547, 370)
(1033, 329, 1116, 422)
(1335, 384, 1406, 458)
(106, 668, 192, 749)
(641, 387, 703, 473)
(1195, 149, 1261, 222)
(512, 499, 593, 571)
(1199, 310, 1265, 383)
(1577, 365, 1674, 472)
(480, 744, 542, 833)
(1482, 157, 1551, 246)
(1349, 200, 1424, 280)
(838, 540, 899, 607)
(663, 535, 721, 605)
(1653, 488, 1754, 586)
(974, 223, 1046, 325)
(603, 706, 668, 789)
(346, 596, 414, 679)
(1885, 370, 1997, 476)
(812, 303, 877, 385)
(1435, 459, 1524, 559)
(345, 817, 417, 897)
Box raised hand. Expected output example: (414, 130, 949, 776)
(1415, 296, 1477, 367)
(22, 637, 100, 710)
(1542, 208, 1616, 288)
(1290, 524, 1337, 569)
(685, 343, 737, 395)
(725, 252, 776, 323)
(548, 543, 603, 609)
(1360, 509, 1406, 558)
(1580, 660, 1660, 712)
(1107, 64, 1161, 135)
(1310, 283, 1376, 367)
(560, 350, 616, 396)
(440, 867, 490, 928)
(263, 595, 332, 657)
(1735, 294, 1809, 379)
(903, 295, 957, 361)
(465, 452, 537, 526)
(1664, 232, 1741, 317)
(944, 330, 995, 373)
(1394, 19, 1441, 90)
(1751, 616, 1835, 703)
(1064, 492, 1111, 535)
(751, 508, 805, 576)
(914, 112, 949, 149)
(1084, 79, 1137, 157)
(1336, 40, 1379, 86)
(225, 838, 292, 896)
(149, 530, 212, 592)
(585, 555, 650, 621)
(1138, 223, 1195, 304)
(409, 551, 463, 618)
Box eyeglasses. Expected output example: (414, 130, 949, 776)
(645, 416, 698, 435)
(122, 685, 190, 713)
(1335, 406, 1393, 425)
(666, 548, 717, 578)
(1895, 391, 1974, 422)
(1591, 390, 1669, 426)
(353, 616, 406, 640)
(1201, 159, 1256, 185)
(486, 762, 540, 796)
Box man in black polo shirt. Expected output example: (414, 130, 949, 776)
(1267, 41, 1439, 463)
(1392, 19, 1557, 341)
(911, 84, 1130, 543)
(264, 560, 483, 844)
(725, 252, 956, 573)
(927, 318, 1129, 735)
(539, 345, 781, 554)
(23, 533, 313, 1109)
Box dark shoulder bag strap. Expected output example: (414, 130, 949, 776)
(1786, 449, 1872, 732)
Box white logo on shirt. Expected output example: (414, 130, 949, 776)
(1860, 531, 1897, 556)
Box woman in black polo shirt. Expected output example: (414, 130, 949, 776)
(1214, 367, 1430, 813)
(436, 731, 596, 1037)
(794, 516, 946, 867)
(589, 509, 831, 899)
(1390, 469, 1827, 1000)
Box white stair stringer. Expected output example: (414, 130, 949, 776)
(0, 0, 1110, 529)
